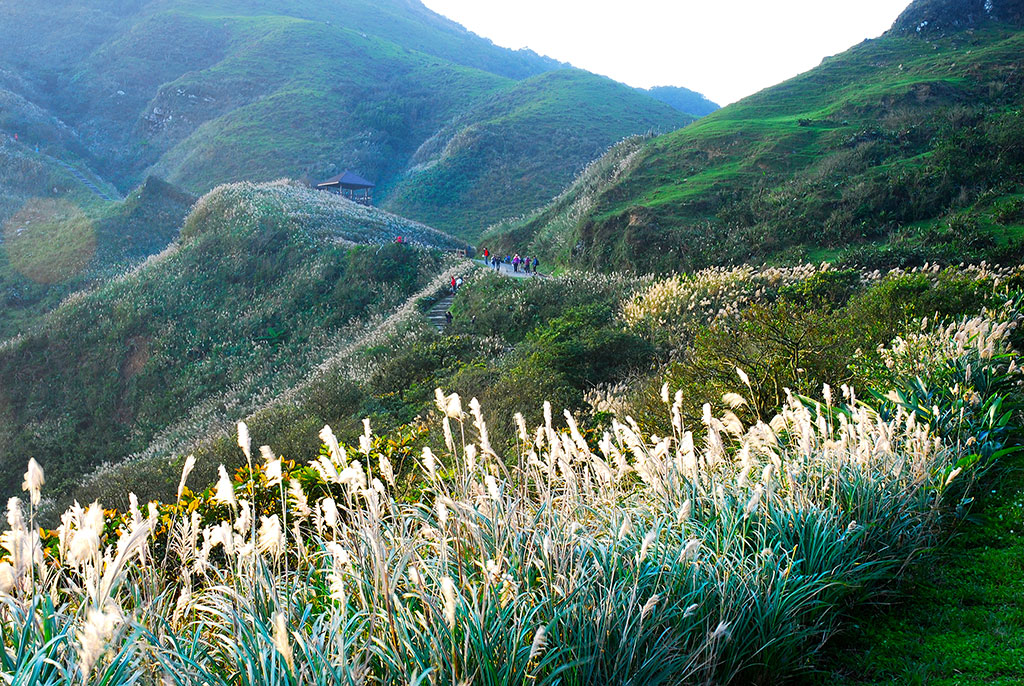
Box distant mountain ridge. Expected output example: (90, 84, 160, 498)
(645, 86, 720, 118)
(0, 0, 701, 237)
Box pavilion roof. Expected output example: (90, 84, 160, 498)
(316, 170, 375, 189)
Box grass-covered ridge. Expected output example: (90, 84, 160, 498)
(0, 294, 1018, 683)
(490, 21, 1024, 272)
(0, 181, 462, 506)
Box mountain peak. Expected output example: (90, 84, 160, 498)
(891, 0, 1024, 35)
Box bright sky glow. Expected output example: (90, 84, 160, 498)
(421, 0, 912, 105)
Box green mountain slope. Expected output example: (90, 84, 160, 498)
(0, 181, 460, 503)
(0, 170, 194, 339)
(0, 0, 695, 240)
(489, 2, 1024, 272)
(383, 69, 692, 237)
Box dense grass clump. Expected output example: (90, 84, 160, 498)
(0, 302, 1017, 684)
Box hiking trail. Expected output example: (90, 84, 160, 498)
(426, 293, 455, 332)
(430, 258, 543, 332)
(50, 157, 121, 202)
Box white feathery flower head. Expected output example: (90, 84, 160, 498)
(441, 576, 457, 628)
(680, 538, 701, 561)
(435, 498, 449, 528)
(177, 455, 196, 501)
(234, 500, 252, 536)
(22, 459, 44, 506)
(421, 447, 437, 480)
(743, 485, 764, 518)
(212, 466, 236, 507)
(272, 612, 295, 673)
(617, 516, 633, 540)
(237, 422, 251, 461)
(6, 498, 25, 533)
(678, 499, 692, 523)
(723, 392, 748, 409)
(288, 480, 311, 519)
(379, 451, 396, 488)
(320, 425, 344, 463)
(257, 515, 285, 559)
(0, 562, 15, 595)
(710, 620, 731, 641)
(443, 392, 463, 419)
(77, 605, 121, 680)
(529, 625, 548, 661)
(639, 529, 657, 564)
(265, 458, 283, 487)
(641, 594, 660, 620)
(360, 418, 372, 455)
(485, 474, 501, 501)
(68, 528, 100, 567)
(944, 467, 963, 487)
(321, 497, 339, 529)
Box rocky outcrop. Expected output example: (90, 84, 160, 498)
(891, 0, 1024, 35)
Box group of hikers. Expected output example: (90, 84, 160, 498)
(480, 248, 540, 275)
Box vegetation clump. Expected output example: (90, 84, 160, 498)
(0, 297, 1018, 683)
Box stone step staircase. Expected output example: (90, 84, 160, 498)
(426, 293, 455, 332)
(51, 157, 120, 202)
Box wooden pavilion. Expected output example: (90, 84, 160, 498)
(316, 170, 375, 205)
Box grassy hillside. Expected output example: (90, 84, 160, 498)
(0, 181, 460, 504)
(19, 256, 1022, 684)
(489, 19, 1024, 272)
(0, 0, 697, 240)
(0, 170, 194, 339)
(383, 70, 691, 237)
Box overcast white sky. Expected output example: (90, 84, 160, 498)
(421, 0, 912, 105)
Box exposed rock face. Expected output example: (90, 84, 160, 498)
(891, 0, 1024, 34)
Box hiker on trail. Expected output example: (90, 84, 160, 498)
(451, 276, 457, 293)
(483, 248, 489, 259)
(513, 254, 521, 273)
(455, 276, 464, 291)
(492, 255, 500, 270)
(445, 311, 453, 326)
(532, 256, 539, 275)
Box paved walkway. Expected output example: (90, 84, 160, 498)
(473, 259, 545, 279)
